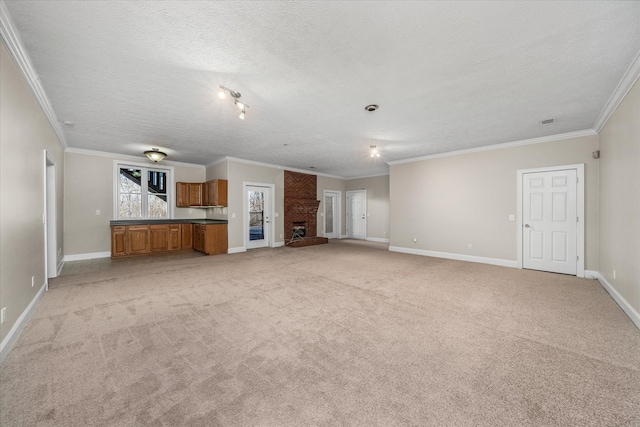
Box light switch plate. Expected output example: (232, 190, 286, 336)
(509, 214, 515, 221)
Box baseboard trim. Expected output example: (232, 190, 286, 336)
(272, 242, 285, 248)
(584, 270, 599, 279)
(365, 237, 390, 243)
(389, 246, 518, 268)
(0, 283, 47, 365)
(228, 246, 246, 254)
(340, 234, 348, 239)
(56, 258, 65, 276)
(596, 273, 640, 330)
(64, 251, 111, 262)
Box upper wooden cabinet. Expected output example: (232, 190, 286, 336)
(176, 180, 227, 207)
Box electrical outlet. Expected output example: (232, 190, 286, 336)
(613, 270, 616, 279)
(413, 238, 417, 243)
(274, 212, 279, 217)
(0, 307, 6, 324)
(232, 213, 236, 219)
(95, 209, 101, 215)
(509, 214, 515, 221)
(31, 276, 35, 287)
(468, 244, 473, 249)
(280, 233, 283, 239)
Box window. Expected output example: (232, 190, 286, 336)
(115, 163, 173, 219)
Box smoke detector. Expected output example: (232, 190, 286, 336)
(364, 104, 379, 112)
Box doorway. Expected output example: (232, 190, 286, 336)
(323, 190, 341, 239)
(245, 184, 273, 249)
(517, 164, 584, 276)
(45, 151, 57, 282)
(346, 190, 366, 240)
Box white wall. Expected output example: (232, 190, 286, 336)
(0, 39, 64, 345)
(389, 134, 600, 268)
(64, 151, 206, 256)
(599, 78, 640, 316)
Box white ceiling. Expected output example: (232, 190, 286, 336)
(5, 1, 640, 178)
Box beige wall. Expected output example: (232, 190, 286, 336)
(64, 151, 206, 255)
(599, 78, 640, 315)
(227, 160, 284, 250)
(390, 134, 600, 268)
(317, 176, 346, 237)
(0, 40, 64, 344)
(346, 175, 390, 241)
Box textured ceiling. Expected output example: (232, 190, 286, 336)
(5, 1, 640, 178)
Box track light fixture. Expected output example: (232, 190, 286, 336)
(219, 85, 249, 120)
(144, 148, 167, 163)
(370, 145, 381, 158)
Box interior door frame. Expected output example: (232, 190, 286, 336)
(243, 182, 275, 249)
(346, 189, 367, 240)
(517, 163, 585, 277)
(323, 190, 341, 239)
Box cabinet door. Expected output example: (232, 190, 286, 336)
(168, 224, 181, 251)
(206, 224, 228, 255)
(176, 182, 190, 207)
(150, 224, 169, 252)
(202, 181, 211, 206)
(127, 225, 150, 254)
(193, 225, 205, 253)
(188, 183, 202, 206)
(111, 226, 127, 257)
(181, 224, 193, 249)
(214, 180, 228, 206)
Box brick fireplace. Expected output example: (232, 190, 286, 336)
(284, 171, 328, 247)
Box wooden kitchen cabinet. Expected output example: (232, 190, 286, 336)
(111, 226, 127, 257)
(150, 224, 169, 252)
(193, 224, 228, 255)
(204, 179, 228, 207)
(176, 180, 227, 207)
(111, 222, 226, 258)
(168, 224, 181, 251)
(181, 223, 193, 249)
(127, 225, 151, 255)
(176, 182, 203, 207)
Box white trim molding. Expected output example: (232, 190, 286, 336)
(593, 50, 640, 132)
(0, 2, 67, 149)
(366, 237, 390, 243)
(596, 273, 640, 330)
(0, 283, 47, 365)
(516, 163, 585, 278)
(584, 270, 599, 280)
(228, 246, 247, 254)
(56, 258, 65, 276)
(273, 241, 285, 248)
(387, 130, 596, 166)
(389, 246, 518, 269)
(64, 251, 111, 262)
(66, 147, 204, 169)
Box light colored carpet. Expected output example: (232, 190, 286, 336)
(1, 240, 639, 426)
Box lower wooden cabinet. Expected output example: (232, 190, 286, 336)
(111, 222, 226, 258)
(193, 224, 228, 255)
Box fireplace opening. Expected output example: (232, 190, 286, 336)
(292, 221, 307, 240)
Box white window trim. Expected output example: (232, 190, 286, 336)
(113, 160, 175, 220)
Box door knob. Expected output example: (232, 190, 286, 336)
(524, 224, 530, 228)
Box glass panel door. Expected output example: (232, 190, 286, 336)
(247, 185, 271, 249)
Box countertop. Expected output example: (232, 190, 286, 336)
(110, 219, 228, 226)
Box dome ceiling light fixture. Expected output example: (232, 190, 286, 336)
(144, 148, 167, 163)
(364, 104, 379, 112)
(219, 85, 249, 120)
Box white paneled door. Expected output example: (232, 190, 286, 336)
(522, 169, 577, 275)
(346, 190, 366, 240)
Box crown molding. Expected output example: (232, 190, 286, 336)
(224, 156, 345, 179)
(593, 49, 640, 133)
(387, 129, 597, 166)
(346, 172, 390, 180)
(0, 1, 67, 149)
(205, 157, 228, 168)
(65, 147, 205, 168)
